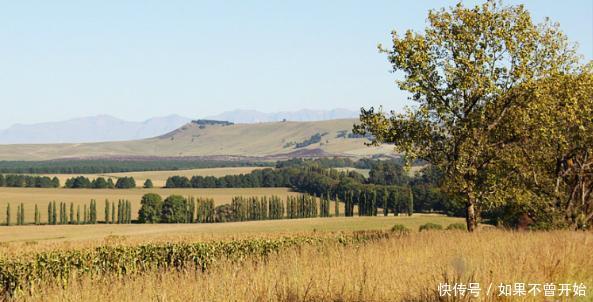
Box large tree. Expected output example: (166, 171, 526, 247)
(160, 195, 187, 223)
(138, 193, 163, 223)
(354, 1, 580, 231)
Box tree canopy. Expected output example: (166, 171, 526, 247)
(354, 0, 585, 231)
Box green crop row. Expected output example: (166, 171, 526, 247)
(0, 231, 393, 298)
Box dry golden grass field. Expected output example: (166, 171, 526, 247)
(6, 229, 592, 302)
(0, 215, 463, 245)
(0, 187, 303, 224)
(38, 166, 264, 187)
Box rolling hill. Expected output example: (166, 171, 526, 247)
(0, 119, 394, 161)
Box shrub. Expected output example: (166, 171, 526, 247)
(419, 223, 443, 232)
(446, 223, 467, 231)
(390, 224, 410, 234)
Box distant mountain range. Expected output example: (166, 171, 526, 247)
(0, 109, 360, 144)
(0, 115, 192, 144)
(205, 108, 359, 124)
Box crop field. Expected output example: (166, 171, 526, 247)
(0, 227, 590, 301)
(35, 166, 265, 187)
(0, 187, 303, 224)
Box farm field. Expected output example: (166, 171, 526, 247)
(0, 187, 302, 224)
(36, 166, 265, 187)
(4, 229, 592, 301)
(0, 215, 463, 244)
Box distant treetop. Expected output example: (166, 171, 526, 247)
(191, 120, 234, 126)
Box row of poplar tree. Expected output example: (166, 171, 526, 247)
(3, 190, 414, 225)
(137, 192, 409, 224)
(3, 199, 133, 225)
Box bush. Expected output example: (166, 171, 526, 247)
(419, 223, 443, 232)
(446, 223, 467, 231)
(390, 224, 410, 234)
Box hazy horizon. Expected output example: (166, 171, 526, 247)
(0, 108, 359, 128)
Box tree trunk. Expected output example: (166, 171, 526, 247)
(466, 197, 478, 232)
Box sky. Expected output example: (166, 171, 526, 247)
(0, 1, 591, 129)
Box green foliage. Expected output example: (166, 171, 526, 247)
(354, 1, 582, 231)
(138, 194, 163, 223)
(92, 177, 109, 189)
(104, 199, 110, 223)
(192, 119, 234, 126)
(0, 174, 59, 188)
(115, 177, 136, 189)
(196, 198, 215, 223)
(407, 187, 414, 216)
(6, 203, 10, 226)
(368, 161, 408, 185)
(160, 195, 187, 223)
(51, 201, 57, 225)
(419, 223, 443, 232)
(111, 203, 115, 224)
(0, 232, 392, 297)
(0, 159, 270, 174)
(143, 179, 154, 188)
(34, 204, 40, 225)
(64, 176, 92, 188)
(293, 132, 327, 148)
(69, 203, 74, 224)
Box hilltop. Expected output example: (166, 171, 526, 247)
(0, 119, 394, 161)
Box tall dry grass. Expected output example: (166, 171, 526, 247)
(14, 230, 593, 302)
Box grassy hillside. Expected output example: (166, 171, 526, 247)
(0, 119, 394, 161)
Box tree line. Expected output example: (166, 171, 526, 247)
(0, 159, 272, 174)
(137, 192, 413, 225)
(4, 199, 132, 226)
(0, 174, 60, 188)
(64, 176, 137, 189)
(163, 161, 442, 216)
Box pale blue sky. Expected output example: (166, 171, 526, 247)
(0, 1, 591, 129)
